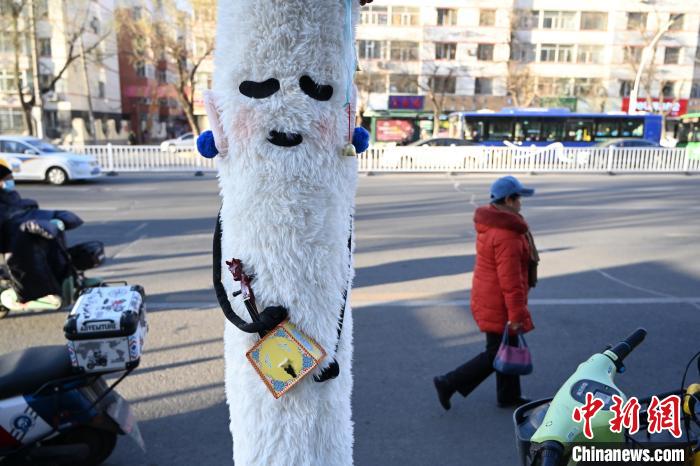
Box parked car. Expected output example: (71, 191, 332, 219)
(160, 132, 194, 151)
(408, 137, 474, 147)
(0, 136, 101, 185)
(595, 138, 661, 148)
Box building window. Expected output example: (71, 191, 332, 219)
(474, 78, 492, 95)
(389, 74, 418, 94)
(360, 6, 388, 25)
(479, 9, 496, 27)
(39, 74, 53, 91)
(358, 40, 385, 60)
(390, 41, 419, 61)
(391, 7, 419, 27)
(664, 47, 680, 64)
(574, 78, 602, 96)
(539, 44, 573, 63)
(537, 77, 574, 96)
(36, 0, 48, 18)
(435, 42, 456, 60)
(542, 11, 576, 30)
(360, 74, 387, 93)
(690, 81, 700, 99)
(668, 13, 683, 31)
(517, 10, 539, 29)
(0, 70, 16, 92)
(98, 81, 105, 98)
(135, 61, 146, 78)
(662, 82, 674, 97)
(156, 69, 167, 83)
(619, 80, 633, 97)
(580, 12, 608, 30)
(476, 44, 494, 61)
(430, 75, 456, 94)
(627, 12, 647, 30)
(511, 43, 535, 62)
(38, 38, 51, 57)
(0, 107, 25, 133)
(577, 45, 603, 64)
(623, 46, 643, 63)
(437, 8, 457, 26)
(133, 6, 142, 20)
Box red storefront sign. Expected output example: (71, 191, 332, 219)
(376, 119, 415, 142)
(621, 98, 688, 117)
(388, 95, 424, 110)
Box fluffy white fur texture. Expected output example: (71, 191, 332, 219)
(211, 1, 359, 465)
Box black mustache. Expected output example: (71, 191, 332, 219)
(267, 130, 303, 147)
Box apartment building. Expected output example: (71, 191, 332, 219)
(357, 0, 700, 131)
(0, 0, 123, 141)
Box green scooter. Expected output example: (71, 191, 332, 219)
(514, 329, 700, 465)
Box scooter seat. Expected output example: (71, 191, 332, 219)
(0, 345, 75, 399)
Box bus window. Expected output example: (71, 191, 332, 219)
(464, 119, 485, 142)
(486, 118, 514, 141)
(678, 119, 700, 144)
(620, 119, 644, 137)
(540, 120, 564, 142)
(564, 119, 594, 142)
(514, 119, 542, 142)
(595, 119, 621, 139)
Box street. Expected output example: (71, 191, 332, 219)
(1, 173, 699, 466)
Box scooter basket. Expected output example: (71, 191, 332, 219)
(68, 241, 105, 271)
(513, 398, 553, 465)
(64, 285, 147, 374)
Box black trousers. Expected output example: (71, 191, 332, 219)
(443, 332, 522, 403)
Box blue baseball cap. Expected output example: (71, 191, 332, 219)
(490, 176, 535, 202)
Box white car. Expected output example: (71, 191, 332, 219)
(0, 136, 101, 185)
(160, 132, 195, 151)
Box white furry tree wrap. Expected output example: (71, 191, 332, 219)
(211, 1, 359, 465)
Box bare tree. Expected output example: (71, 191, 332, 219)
(1, 0, 112, 136)
(418, 65, 455, 137)
(506, 9, 538, 108)
(117, 0, 215, 136)
(622, 10, 684, 136)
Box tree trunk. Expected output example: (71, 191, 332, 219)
(12, 9, 35, 135)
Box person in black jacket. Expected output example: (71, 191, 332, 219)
(0, 163, 83, 303)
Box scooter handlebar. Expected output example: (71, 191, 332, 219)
(608, 328, 647, 364)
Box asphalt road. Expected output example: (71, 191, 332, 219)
(1, 172, 699, 466)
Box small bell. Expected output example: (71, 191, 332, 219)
(342, 143, 357, 158)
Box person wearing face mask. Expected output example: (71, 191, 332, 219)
(433, 175, 539, 411)
(0, 162, 84, 304)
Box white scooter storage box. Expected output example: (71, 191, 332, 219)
(63, 285, 147, 373)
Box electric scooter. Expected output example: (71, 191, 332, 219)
(514, 329, 700, 465)
(0, 285, 147, 466)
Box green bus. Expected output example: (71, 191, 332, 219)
(677, 113, 700, 159)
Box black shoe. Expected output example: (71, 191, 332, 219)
(433, 376, 454, 411)
(497, 397, 531, 409)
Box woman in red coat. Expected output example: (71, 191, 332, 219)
(433, 176, 539, 410)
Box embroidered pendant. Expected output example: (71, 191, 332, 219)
(343, 143, 357, 158)
(247, 319, 326, 398)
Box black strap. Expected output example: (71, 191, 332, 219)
(212, 211, 352, 383)
(213, 213, 257, 332)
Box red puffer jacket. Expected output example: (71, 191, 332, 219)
(470, 205, 534, 335)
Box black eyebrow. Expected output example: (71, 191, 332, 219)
(299, 75, 333, 101)
(239, 78, 280, 99)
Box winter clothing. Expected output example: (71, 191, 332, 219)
(442, 332, 522, 404)
(0, 190, 83, 302)
(470, 204, 535, 335)
(434, 189, 539, 409)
